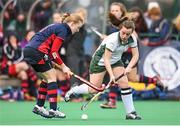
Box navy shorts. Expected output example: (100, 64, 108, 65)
(23, 47, 53, 72)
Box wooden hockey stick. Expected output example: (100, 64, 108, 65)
(81, 73, 124, 110)
(53, 62, 105, 92)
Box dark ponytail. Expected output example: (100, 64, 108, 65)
(108, 13, 128, 27)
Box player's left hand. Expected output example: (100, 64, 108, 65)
(124, 67, 132, 75)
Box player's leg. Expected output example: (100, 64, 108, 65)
(128, 67, 163, 87)
(23, 48, 57, 118)
(39, 68, 66, 118)
(56, 69, 70, 97)
(100, 79, 118, 109)
(17, 70, 35, 101)
(64, 71, 106, 101)
(65, 58, 107, 101)
(100, 53, 130, 109)
(32, 72, 51, 118)
(113, 66, 141, 120)
(30, 59, 65, 118)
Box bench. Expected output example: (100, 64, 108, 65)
(0, 75, 21, 88)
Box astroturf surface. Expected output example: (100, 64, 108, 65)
(0, 100, 180, 125)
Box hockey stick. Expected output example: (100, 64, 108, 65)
(90, 26, 103, 38)
(72, 73, 105, 92)
(81, 73, 124, 110)
(52, 62, 105, 92)
(86, 25, 103, 38)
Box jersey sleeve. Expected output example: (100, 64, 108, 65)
(49, 37, 64, 65)
(57, 31, 66, 40)
(129, 34, 137, 48)
(104, 34, 117, 52)
(56, 26, 68, 40)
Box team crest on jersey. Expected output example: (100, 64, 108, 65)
(143, 46, 180, 90)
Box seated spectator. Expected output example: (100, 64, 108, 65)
(1, 32, 37, 100)
(0, 25, 4, 63)
(15, 13, 26, 40)
(20, 29, 35, 48)
(3, 2, 19, 33)
(144, 1, 160, 29)
(141, 6, 171, 46)
(171, 13, 180, 40)
(33, 0, 53, 31)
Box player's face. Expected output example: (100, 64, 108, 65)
(26, 31, 35, 41)
(120, 26, 133, 42)
(150, 15, 161, 21)
(9, 35, 18, 49)
(53, 13, 62, 23)
(110, 5, 123, 19)
(71, 22, 83, 34)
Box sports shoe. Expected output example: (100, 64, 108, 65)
(100, 101, 117, 109)
(64, 85, 78, 102)
(153, 75, 163, 85)
(153, 75, 165, 90)
(49, 109, 66, 118)
(24, 93, 36, 101)
(32, 105, 52, 118)
(126, 111, 142, 120)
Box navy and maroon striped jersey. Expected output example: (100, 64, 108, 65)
(26, 23, 72, 54)
(25, 23, 72, 65)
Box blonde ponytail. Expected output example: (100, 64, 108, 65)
(62, 13, 83, 24)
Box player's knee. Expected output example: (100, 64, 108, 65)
(128, 77, 137, 82)
(118, 81, 129, 89)
(16, 62, 29, 72)
(18, 71, 28, 80)
(44, 74, 57, 83)
(88, 87, 98, 94)
(128, 75, 139, 82)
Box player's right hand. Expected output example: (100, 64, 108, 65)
(100, 34, 107, 40)
(62, 66, 72, 79)
(110, 74, 116, 84)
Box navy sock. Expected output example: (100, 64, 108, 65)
(47, 82, 58, 110)
(37, 81, 47, 107)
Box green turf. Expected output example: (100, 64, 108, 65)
(0, 100, 180, 125)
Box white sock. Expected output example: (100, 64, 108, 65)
(121, 88, 135, 114)
(72, 84, 89, 94)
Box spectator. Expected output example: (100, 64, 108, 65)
(0, 25, 3, 60)
(15, 13, 26, 40)
(3, 2, 19, 32)
(144, 1, 160, 29)
(20, 29, 35, 48)
(141, 6, 171, 46)
(33, 0, 53, 31)
(129, 7, 148, 34)
(1, 32, 37, 100)
(171, 13, 180, 40)
(0, 25, 3, 38)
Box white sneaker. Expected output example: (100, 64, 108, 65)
(32, 105, 52, 118)
(126, 111, 142, 120)
(49, 109, 66, 118)
(64, 86, 78, 102)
